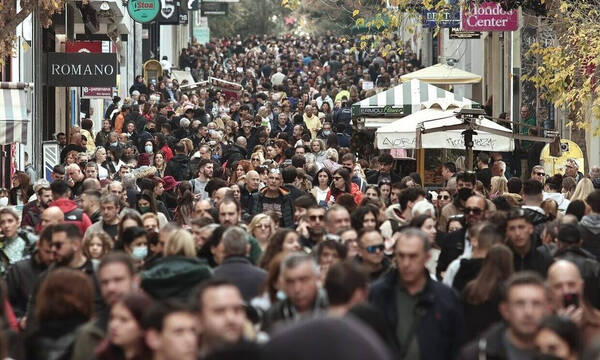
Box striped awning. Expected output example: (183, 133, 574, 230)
(352, 79, 479, 118)
(0, 82, 32, 145)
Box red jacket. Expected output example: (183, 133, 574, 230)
(325, 182, 363, 205)
(48, 198, 92, 235)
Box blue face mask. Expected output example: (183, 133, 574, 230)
(145, 145, 153, 154)
(131, 246, 147, 260)
(110, 142, 118, 147)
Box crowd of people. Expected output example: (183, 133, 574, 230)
(1, 34, 600, 360)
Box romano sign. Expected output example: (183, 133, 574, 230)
(46, 53, 117, 87)
(461, 2, 518, 32)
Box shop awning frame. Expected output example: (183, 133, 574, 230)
(0, 82, 33, 145)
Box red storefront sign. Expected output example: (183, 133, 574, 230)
(81, 87, 114, 99)
(461, 2, 518, 32)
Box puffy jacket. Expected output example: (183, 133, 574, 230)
(49, 198, 92, 235)
(368, 270, 466, 360)
(250, 187, 295, 228)
(325, 182, 363, 205)
(164, 153, 190, 181)
(141, 256, 212, 300)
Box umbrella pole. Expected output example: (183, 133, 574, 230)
(463, 128, 475, 172)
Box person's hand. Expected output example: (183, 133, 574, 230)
(557, 305, 583, 326)
(19, 317, 27, 331)
(296, 220, 310, 238)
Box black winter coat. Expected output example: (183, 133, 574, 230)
(5, 254, 47, 318)
(437, 228, 467, 279)
(250, 188, 295, 228)
(164, 153, 190, 181)
(213, 256, 267, 302)
(368, 270, 466, 360)
(511, 241, 554, 276)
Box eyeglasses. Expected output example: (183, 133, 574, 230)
(535, 172, 545, 176)
(439, 195, 451, 200)
(251, 158, 260, 161)
(464, 207, 484, 215)
(364, 244, 385, 254)
(309, 214, 325, 221)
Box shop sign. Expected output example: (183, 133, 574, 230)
(128, 0, 161, 23)
(449, 28, 481, 39)
(81, 87, 114, 99)
(461, 2, 518, 32)
(422, 9, 460, 28)
(46, 53, 117, 87)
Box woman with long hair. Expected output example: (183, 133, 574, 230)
(489, 176, 508, 199)
(95, 292, 153, 360)
(230, 160, 252, 185)
(310, 168, 331, 206)
(26, 268, 94, 360)
(410, 214, 440, 275)
(154, 134, 173, 162)
(462, 244, 514, 341)
(310, 139, 326, 164)
(351, 205, 379, 232)
(174, 181, 195, 227)
(8, 171, 33, 205)
(534, 316, 581, 360)
(258, 229, 301, 270)
(273, 139, 289, 164)
(363, 185, 380, 202)
(326, 168, 363, 206)
(248, 214, 276, 252)
(94, 146, 110, 180)
(117, 211, 144, 247)
(152, 151, 167, 177)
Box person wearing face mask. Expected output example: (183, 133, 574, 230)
(317, 121, 333, 140)
(121, 226, 149, 267)
(136, 190, 168, 227)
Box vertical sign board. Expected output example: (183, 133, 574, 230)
(157, 0, 180, 24)
(42, 141, 59, 182)
(461, 2, 518, 32)
(193, 15, 210, 44)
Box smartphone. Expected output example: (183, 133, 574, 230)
(563, 293, 579, 308)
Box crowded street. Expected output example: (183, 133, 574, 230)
(1, 0, 600, 359)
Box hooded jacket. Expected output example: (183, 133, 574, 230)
(224, 144, 247, 168)
(164, 153, 190, 181)
(581, 214, 600, 259)
(250, 187, 295, 228)
(48, 198, 92, 235)
(141, 256, 212, 300)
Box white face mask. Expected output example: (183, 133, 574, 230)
(0, 197, 7, 207)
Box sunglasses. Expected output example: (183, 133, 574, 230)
(251, 158, 260, 161)
(535, 172, 545, 176)
(365, 244, 385, 254)
(439, 195, 451, 200)
(309, 214, 325, 221)
(464, 207, 483, 215)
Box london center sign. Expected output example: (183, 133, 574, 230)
(46, 53, 118, 87)
(461, 2, 518, 32)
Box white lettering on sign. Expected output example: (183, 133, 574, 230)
(51, 64, 115, 76)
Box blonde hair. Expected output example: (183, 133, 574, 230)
(82, 231, 113, 259)
(141, 213, 160, 229)
(164, 229, 197, 258)
(570, 178, 595, 201)
(248, 214, 275, 237)
(490, 176, 508, 197)
(325, 148, 339, 162)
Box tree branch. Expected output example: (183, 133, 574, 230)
(2, 1, 36, 36)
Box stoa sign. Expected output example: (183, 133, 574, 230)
(461, 2, 518, 32)
(128, 0, 161, 23)
(46, 53, 117, 87)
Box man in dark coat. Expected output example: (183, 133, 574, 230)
(250, 169, 295, 228)
(369, 228, 465, 360)
(506, 209, 553, 276)
(581, 190, 600, 259)
(164, 142, 190, 181)
(366, 153, 401, 185)
(213, 227, 267, 302)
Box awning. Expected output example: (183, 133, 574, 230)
(352, 79, 479, 126)
(400, 63, 482, 84)
(170, 70, 196, 86)
(0, 82, 32, 145)
(375, 104, 513, 151)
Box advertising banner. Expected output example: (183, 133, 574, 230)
(81, 87, 114, 99)
(461, 2, 518, 32)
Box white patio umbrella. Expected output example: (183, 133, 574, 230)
(375, 103, 514, 152)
